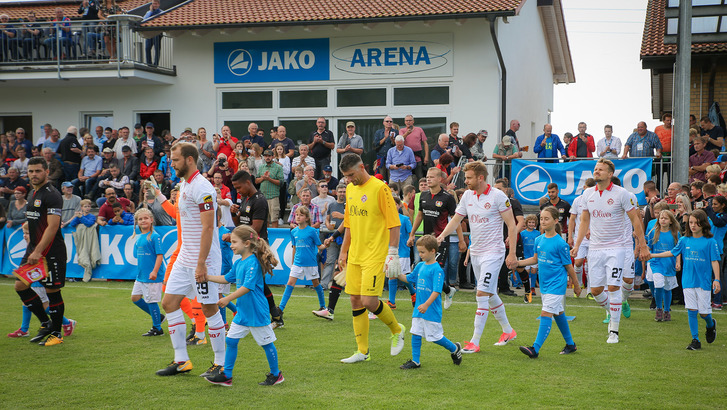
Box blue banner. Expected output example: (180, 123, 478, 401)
(2, 226, 300, 285)
(511, 158, 653, 206)
(214, 38, 330, 84)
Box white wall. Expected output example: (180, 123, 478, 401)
(497, 0, 555, 157)
(0, 12, 556, 161)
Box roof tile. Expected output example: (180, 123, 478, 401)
(140, 0, 521, 28)
(641, 0, 727, 57)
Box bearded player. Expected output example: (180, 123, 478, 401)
(338, 154, 407, 363)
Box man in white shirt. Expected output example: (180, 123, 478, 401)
(596, 125, 622, 158)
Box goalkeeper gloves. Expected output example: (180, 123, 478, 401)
(384, 246, 401, 279)
(333, 268, 347, 287)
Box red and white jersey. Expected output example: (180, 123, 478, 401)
(570, 194, 589, 246)
(176, 170, 221, 272)
(582, 183, 636, 249)
(455, 185, 511, 256)
(622, 191, 638, 248)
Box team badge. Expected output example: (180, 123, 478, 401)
(484, 202, 491, 209)
(607, 198, 614, 205)
(361, 195, 368, 203)
(435, 201, 443, 207)
(246, 205, 251, 213)
(34, 199, 41, 207)
(505, 200, 510, 207)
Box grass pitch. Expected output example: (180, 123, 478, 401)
(1, 278, 724, 409)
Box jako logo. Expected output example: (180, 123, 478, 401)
(6, 227, 27, 269)
(227, 49, 253, 76)
(514, 164, 552, 203)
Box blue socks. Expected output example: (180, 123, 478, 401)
(533, 316, 553, 353)
(21, 305, 31, 332)
(223, 337, 239, 378)
(148, 302, 162, 330)
(530, 273, 537, 289)
(406, 281, 415, 295)
(314, 285, 325, 309)
(133, 299, 151, 315)
(702, 313, 715, 328)
(688, 310, 699, 340)
(434, 336, 457, 353)
(654, 287, 664, 310)
(553, 313, 574, 345)
(279, 285, 294, 311)
(388, 279, 398, 304)
(262, 342, 280, 376)
(663, 289, 672, 311)
(411, 334, 422, 364)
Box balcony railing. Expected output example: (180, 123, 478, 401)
(0, 16, 174, 76)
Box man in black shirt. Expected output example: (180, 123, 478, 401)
(408, 167, 463, 307)
(308, 117, 335, 179)
(58, 126, 83, 181)
(701, 116, 725, 152)
(230, 170, 283, 327)
(14, 157, 68, 346)
(540, 182, 571, 236)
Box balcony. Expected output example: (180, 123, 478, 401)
(0, 15, 175, 86)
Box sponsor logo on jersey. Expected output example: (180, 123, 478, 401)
(34, 199, 41, 207)
(592, 210, 612, 218)
(349, 205, 368, 217)
(203, 195, 213, 203)
(505, 199, 511, 208)
(470, 215, 490, 224)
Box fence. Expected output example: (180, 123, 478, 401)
(0, 18, 173, 73)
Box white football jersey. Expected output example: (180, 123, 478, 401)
(176, 170, 221, 273)
(582, 183, 636, 249)
(455, 185, 511, 256)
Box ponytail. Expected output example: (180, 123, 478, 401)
(232, 225, 279, 276)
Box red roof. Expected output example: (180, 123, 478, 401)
(641, 0, 727, 57)
(141, 0, 522, 28)
(0, 0, 148, 21)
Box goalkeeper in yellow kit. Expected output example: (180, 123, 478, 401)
(337, 154, 406, 363)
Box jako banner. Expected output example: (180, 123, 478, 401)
(511, 158, 653, 206)
(1, 226, 303, 285)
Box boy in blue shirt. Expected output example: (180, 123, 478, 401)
(396, 234, 462, 369)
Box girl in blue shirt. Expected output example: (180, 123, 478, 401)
(206, 225, 284, 386)
(279, 206, 327, 314)
(646, 210, 680, 322)
(516, 207, 581, 358)
(650, 209, 721, 350)
(520, 214, 540, 303)
(131, 208, 165, 336)
(388, 196, 416, 309)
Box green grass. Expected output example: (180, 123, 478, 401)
(1, 277, 724, 409)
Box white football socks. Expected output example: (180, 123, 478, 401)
(470, 296, 490, 346)
(489, 294, 513, 333)
(206, 310, 226, 366)
(166, 309, 189, 363)
(608, 290, 622, 332)
(621, 280, 633, 301)
(594, 291, 609, 312)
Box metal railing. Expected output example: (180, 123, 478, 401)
(0, 18, 173, 74)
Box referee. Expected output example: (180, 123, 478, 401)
(15, 157, 68, 346)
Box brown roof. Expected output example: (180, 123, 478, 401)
(641, 0, 727, 58)
(0, 0, 148, 21)
(141, 0, 522, 29)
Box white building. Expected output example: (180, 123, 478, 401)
(0, 0, 573, 169)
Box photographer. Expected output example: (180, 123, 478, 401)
(212, 125, 238, 158)
(206, 152, 234, 194)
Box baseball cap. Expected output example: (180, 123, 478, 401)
(713, 154, 727, 163)
(477, 129, 488, 136)
(346, 121, 355, 128)
(145, 122, 154, 128)
(263, 149, 274, 156)
(184, 127, 192, 133)
(323, 165, 333, 172)
(102, 147, 114, 153)
(61, 181, 73, 188)
(134, 123, 143, 129)
(502, 135, 512, 146)
(121, 145, 132, 152)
